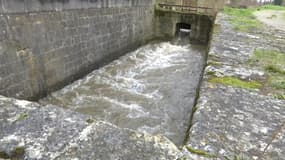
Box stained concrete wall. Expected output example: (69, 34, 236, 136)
(0, 0, 155, 100)
(156, 0, 225, 13)
(155, 11, 213, 44)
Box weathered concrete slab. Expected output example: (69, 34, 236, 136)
(184, 13, 285, 160)
(0, 96, 182, 159)
(187, 84, 285, 159)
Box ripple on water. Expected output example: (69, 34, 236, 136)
(41, 41, 206, 146)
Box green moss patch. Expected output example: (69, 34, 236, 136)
(209, 76, 262, 90)
(0, 151, 10, 159)
(207, 61, 223, 66)
(186, 146, 217, 158)
(86, 118, 95, 124)
(17, 113, 28, 121)
(224, 7, 263, 32)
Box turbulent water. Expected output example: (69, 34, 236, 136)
(41, 41, 206, 145)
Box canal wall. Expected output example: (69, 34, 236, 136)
(0, 0, 155, 100)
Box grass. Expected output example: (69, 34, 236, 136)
(258, 5, 285, 11)
(271, 79, 285, 89)
(249, 49, 285, 98)
(283, 12, 285, 20)
(254, 50, 285, 65)
(224, 7, 263, 32)
(224, 5, 285, 32)
(186, 146, 217, 158)
(274, 94, 285, 100)
(265, 65, 285, 75)
(253, 49, 285, 90)
(209, 76, 262, 90)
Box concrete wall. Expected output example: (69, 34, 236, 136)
(0, 0, 155, 100)
(155, 11, 213, 44)
(156, 0, 225, 13)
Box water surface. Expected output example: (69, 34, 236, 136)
(41, 41, 206, 145)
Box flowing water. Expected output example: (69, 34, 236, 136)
(40, 40, 206, 146)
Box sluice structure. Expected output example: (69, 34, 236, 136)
(2, 0, 284, 160)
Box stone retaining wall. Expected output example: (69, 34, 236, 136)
(0, 0, 155, 100)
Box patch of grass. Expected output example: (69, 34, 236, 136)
(253, 49, 285, 90)
(186, 146, 217, 158)
(265, 65, 285, 75)
(224, 7, 263, 32)
(283, 12, 285, 20)
(258, 5, 285, 11)
(274, 94, 285, 100)
(254, 50, 285, 66)
(209, 76, 262, 90)
(271, 80, 285, 89)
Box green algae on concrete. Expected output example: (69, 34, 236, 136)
(224, 7, 263, 32)
(186, 146, 217, 158)
(209, 76, 262, 90)
(17, 113, 28, 121)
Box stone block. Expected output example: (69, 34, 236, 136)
(36, 0, 54, 12)
(89, 0, 100, 8)
(25, 0, 42, 12)
(0, 0, 3, 13)
(2, 0, 26, 13)
(81, 0, 89, 9)
(62, 0, 81, 10)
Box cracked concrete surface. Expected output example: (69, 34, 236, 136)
(184, 13, 285, 160)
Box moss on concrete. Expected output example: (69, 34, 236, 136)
(0, 151, 10, 159)
(86, 118, 95, 124)
(186, 146, 217, 158)
(209, 76, 262, 90)
(0, 147, 25, 159)
(207, 61, 223, 66)
(17, 113, 28, 121)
